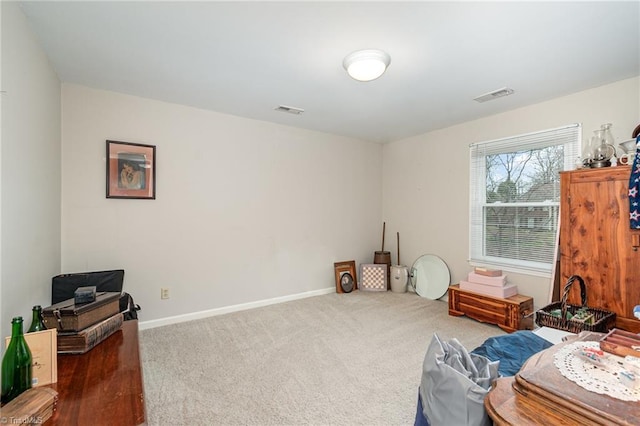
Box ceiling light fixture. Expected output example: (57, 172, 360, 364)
(343, 49, 391, 82)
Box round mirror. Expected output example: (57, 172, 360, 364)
(410, 254, 450, 300)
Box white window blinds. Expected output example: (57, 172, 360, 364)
(469, 124, 582, 274)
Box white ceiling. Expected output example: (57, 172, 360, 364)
(19, 1, 640, 143)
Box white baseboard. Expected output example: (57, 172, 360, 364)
(139, 287, 335, 330)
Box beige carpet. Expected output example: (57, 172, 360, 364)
(140, 291, 504, 425)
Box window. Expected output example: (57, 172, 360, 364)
(469, 124, 582, 275)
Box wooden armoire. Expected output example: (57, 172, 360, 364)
(559, 166, 640, 333)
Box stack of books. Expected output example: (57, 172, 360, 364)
(459, 267, 518, 298)
(43, 291, 124, 354)
(57, 313, 123, 354)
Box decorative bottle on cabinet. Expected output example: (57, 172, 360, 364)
(559, 167, 640, 332)
(27, 305, 46, 333)
(1, 317, 33, 404)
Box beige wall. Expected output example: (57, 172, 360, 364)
(61, 84, 383, 325)
(383, 76, 640, 308)
(5, 1, 639, 334)
(0, 2, 61, 341)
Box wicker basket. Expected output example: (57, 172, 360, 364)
(535, 275, 616, 333)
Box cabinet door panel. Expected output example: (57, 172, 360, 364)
(567, 179, 621, 312)
(560, 168, 640, 332)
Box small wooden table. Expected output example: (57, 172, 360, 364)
(44, 320, 145, 425)
(485, 332, 640, 425)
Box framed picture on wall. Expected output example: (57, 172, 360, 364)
(106, 140, 156, 199)
(334, 260, 357, 293)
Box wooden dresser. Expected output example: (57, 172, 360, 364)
(44, 320, 145, 425)
(485, 332, 640, 425)
(448, 284, 534, 333)
(560, 167, 640, 333)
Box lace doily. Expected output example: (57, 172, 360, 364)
(553, 341, 640, 402)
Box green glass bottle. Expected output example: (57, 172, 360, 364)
(1, 317, 33, 404)
(27, 305, 46, 333)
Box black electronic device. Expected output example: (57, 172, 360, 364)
(74, 286, 97, 304)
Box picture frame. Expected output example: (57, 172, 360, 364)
(334, 260, 358, 293)
(360, 263, 388, 291)
(5, 328, 57, 387)
(106, 140, 156, 199)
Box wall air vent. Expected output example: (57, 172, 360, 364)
(473, 87, 515, 103)
(275, 105, 305, 115)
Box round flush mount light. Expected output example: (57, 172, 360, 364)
(343, 49, 391, 82)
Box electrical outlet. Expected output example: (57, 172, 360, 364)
(161, 288, 169, 299)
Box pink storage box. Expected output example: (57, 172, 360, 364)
(467, 272, 507, 287)
(459, 281, 518, 299)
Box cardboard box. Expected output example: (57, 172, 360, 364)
(5, 328, 57, 386)
(473, 267, 503, 277)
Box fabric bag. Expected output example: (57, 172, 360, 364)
(52, 270, 124, 304)
(471, 330, 552, 377)
(120, 292, 141, 320)
(419, 333, 499, 426)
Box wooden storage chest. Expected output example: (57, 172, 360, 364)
(42, 292, 120, 332)
(448, 284, 534, 333)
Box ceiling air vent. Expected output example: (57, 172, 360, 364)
(275, 105, 304, 115)
(473, 87, 515, 103)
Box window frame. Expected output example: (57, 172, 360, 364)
(469, 124, 582, 276)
